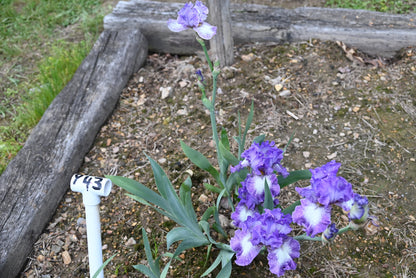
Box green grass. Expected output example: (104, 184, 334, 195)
(0, 0, 109, 173)
(325, 0, 416, 13)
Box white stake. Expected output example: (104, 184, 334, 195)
(71, 174, 112, 278)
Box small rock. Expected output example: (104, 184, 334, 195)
(158, 158, 167, 164)
(177, 107, 188, 116)
(37, 254, 45, 262)
(137, 94, 146, 106)
(78, 227, 86, 234)
(55, 239, 65, 247)
(178, 80, 188, 88)
(160, 86, 173, 99)
(112, 146, 120, 154)
(305, 163, 312, 168)
(51, 245, 61, 254)
(65, 198, 72, 203)
(220, 197, 231, 209)
(76, 218, 86, 227)
(274, 84, 283, 92)
(138, 76, 144, 83)
(69, 234, 78, 243)
(62, 251, 71, 265)
(102, 244, 108, 250)
(218, 214, 230, 229)
(198, 194, 208, 203)
(125, 237, 137, 247)
(302, 151, 310, 158)
(279, 89, 291, 97)
(327, 152, 337, 159)
(241, 53, 255, 62)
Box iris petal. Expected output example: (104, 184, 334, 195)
(167, 19, 189, 32)
(230, 229, 262, 266)
(193, 23, 217, 40)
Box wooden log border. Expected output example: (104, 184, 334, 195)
(0, 28, 148, 277)
(104, 0, 416, 58)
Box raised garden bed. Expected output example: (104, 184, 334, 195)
(1, 1, 415, 277)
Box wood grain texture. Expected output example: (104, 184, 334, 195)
(0, 28, 148, 277)
(208, 0, 234, 66)
(104, 0, 416, 58)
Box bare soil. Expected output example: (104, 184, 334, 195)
(21, 2, 416, 278)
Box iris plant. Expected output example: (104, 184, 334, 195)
(110, 2, 375, 278)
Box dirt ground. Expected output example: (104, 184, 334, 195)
(21, 2, 416, 278)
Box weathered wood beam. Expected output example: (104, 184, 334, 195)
(104, 0, 416, 58)
(208, 0, 234, 66)
(0, 28, 148, 278)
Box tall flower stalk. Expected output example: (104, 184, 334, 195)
(107, 1, 375, 277)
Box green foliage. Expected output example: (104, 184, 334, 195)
(0, 0, 101, 58)
(0, 39, 92, 173)
(325, 0, 415, 13)
(0, 0, 107, 174)
(18, 40, 91, 128)
(132, 228, 170, 278)
(92, 253, 117, 278)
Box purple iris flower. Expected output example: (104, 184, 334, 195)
(230, 208, 296, 275)
(267, 236, 300, 276)
(230, 228, 262, 266)
(296, 160, 354, 209)
(230, 214, 263, 266)
(231, 202, 255, 228)
(258, 209, 292, 248)
(292, 198, 332, 237)
(241, 174, 280, 206)
(167, 1, 217, 40)
(231, 141, 288, 177)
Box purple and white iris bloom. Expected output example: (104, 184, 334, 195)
(292, 198, 332, 237)
(241, 174, 280, 207)
(297, 160, 354, 209)
(231, 203, 255, 228)
(293, 161, 358, 236)
(167, 1, 217, 40)
(230, 208, 299, 276)
(230, 228, 262, 266)
(231, 141, 289, 177)
(258, 209, 292, 248)
(267, 236, 300, 276)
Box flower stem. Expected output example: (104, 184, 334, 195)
(294, 234, 323, 242)
(197, 38, 231, 202)
(337, 225, 353, 235)
(294, 225, 353, 242)
(197, 37, 213, 72)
